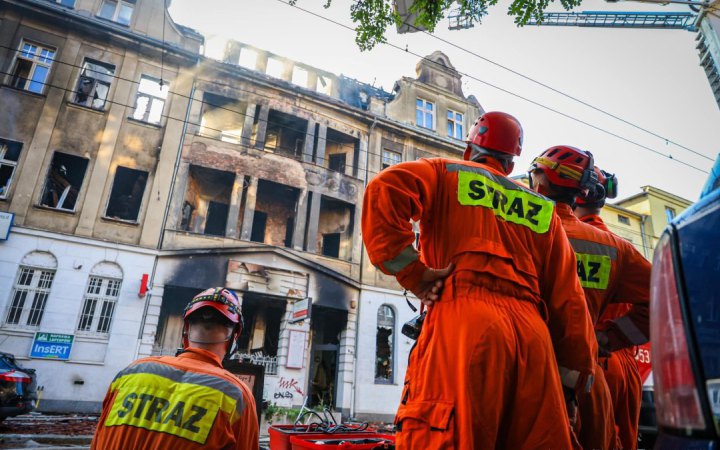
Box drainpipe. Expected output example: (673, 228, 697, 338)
(350, 116, 378, 419)
(136, 61, 198, 353)
(640, 214, 650, 259)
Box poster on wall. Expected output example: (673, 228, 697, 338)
(286, 330, 306, 369)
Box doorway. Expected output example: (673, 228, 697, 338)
(308, 306, 347, 409)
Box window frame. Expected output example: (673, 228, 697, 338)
(39, 151, 90, 212)
(4, 265, 55, 329)
(447, 109, 463, 140)
(103, 166, 149, 223)
(73, 58, 115, 110)
(415, 98, 435, 130)
(9, 40, 56, 94)
(618, 214, 631, 225)
(381, 149, 402, 170)
(665, 206, 676, 223)
(375, 304, 396, 384)
(76, 276, 122, 336)
(131, 75, 168, 125)
(97, 0, 136, 25)
(0, 139, 23, 200)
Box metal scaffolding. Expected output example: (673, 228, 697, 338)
(527, 11, 697, 30)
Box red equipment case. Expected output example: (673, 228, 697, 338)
(289, 433, 395, 449)
(268, 424, 381, 450)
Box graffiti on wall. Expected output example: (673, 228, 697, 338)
(268, 376, 305, 407)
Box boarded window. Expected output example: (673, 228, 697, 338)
(40, 152, 89, 211)
(105, 167, 148, 222)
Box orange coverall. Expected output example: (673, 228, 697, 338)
(362, 158, 596, 449)
(91, 348, 259, 450)
(558, 206, 651, 450)
(581, 213, 644, 450)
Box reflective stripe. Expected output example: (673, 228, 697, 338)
(381, 245, 419, 275)
(446, 164, 551, 203)
(113, 362, 244, 415)
(568, 238, 618, 260)
(453, 168, 554, 233)
(575, 253, 612, 290)
(613, 315, 648, 345)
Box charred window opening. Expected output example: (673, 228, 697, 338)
(0, 139, 23, 199)
(105, 166, 148, 222)
(200, 93, 247, 144)
(40, 152, 88, 211)
(375, 305, 395, 384)
(73, 59, 115, 110)
(324, 128, 358, 176)
(265, 110, 308, 160)
(181, 165, 234, 236)
(318, 196, 354, 260)
(251, 180, 300, 247)
(236, 295, 285, 359)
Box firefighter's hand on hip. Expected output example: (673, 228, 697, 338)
(411, 263, 454, 307)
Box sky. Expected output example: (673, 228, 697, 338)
(169, 0, 720, 203)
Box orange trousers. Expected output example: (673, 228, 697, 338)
(576, 362, 619, 450)
(395, 283, 573, 449)
(603, 349, 642, 449)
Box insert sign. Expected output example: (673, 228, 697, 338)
(30, 332, 74, 360)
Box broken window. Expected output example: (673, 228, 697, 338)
(4, 252, 57, 328)
(132, 75, 168, 124)
(324, 128, 358, 176)
(375, 305, 395, 384)
(98, 0, 135, 25)
(10, 40, 55, 94)
(235, 293, 286, 370)
(180, 165, 234, 236)
(265, 110, 308, 160)
(239, 48, 257, 70)
(0, 139, 22, 199)
(316, 75, 332, 96)
(73, 59, 115, 110)
(382, 149, 402, 170)
(292, 66, 309, 87)
(266, 57, 284, 78)
(77, 275, 121, 335)
(200, 93, 247, 144)
(105, 166, 148, 222)
(251, 180, 300, 247)
(40, 152, 88, 211)
(317, 196, 354, 260)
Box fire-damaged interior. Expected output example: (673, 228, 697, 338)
(317, 196, 354, 259)
(181, 165, 235, 236)
(235, 293, 286, 360)
(251, 180, 300, 247)
(324, 128, 359, 177)
(309, 306, 348, 408)
(200, 92, 248, 144)
(264, 110, 308, 160)
(40, 152, 89, 211)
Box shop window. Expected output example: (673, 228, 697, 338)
(200, 93, 246, 144)
(618, 215, 630, 225)
(73, 59, 115, 110)
(40, 152, 89, 211)
(375, 305, 395, 384)
(98, 0, 135, 25)
(416, 98, 434, 130)
(77, 273, 121, 335)
(382, 149, 402, 170)
(447, 110, 463, 139)
(180, 165, 234, 236)
(132, 75, 168, 124)
(4, 252, 57, 328)
(10, 40, 55, 94)
(105, 166, 148, 222)
(0, 139, 22, 199)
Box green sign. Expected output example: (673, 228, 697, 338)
(30, 332, 74, 360)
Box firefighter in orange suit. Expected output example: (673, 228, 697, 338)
(574, 169, 644, 450)
(91, 287, 259, 450)
(530, 148, 651, 450)
(362, 111, 597, 449)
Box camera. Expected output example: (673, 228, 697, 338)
(401, 311, 426, 340)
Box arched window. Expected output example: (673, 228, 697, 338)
(4, 251, 57, 328)
(77, 262, 123, 335)
(375, 305, 395, 384)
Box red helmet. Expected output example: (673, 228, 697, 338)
(530, 145, 598, 192)
(576, 167, 618, 205)
(184, 287, 242, 324)
(464, 111, 523, 161)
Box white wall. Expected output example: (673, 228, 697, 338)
(353, 287, 417, 419)
(0, 227, 156, 412)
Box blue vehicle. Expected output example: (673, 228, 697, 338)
(651, 155, 720, 449)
